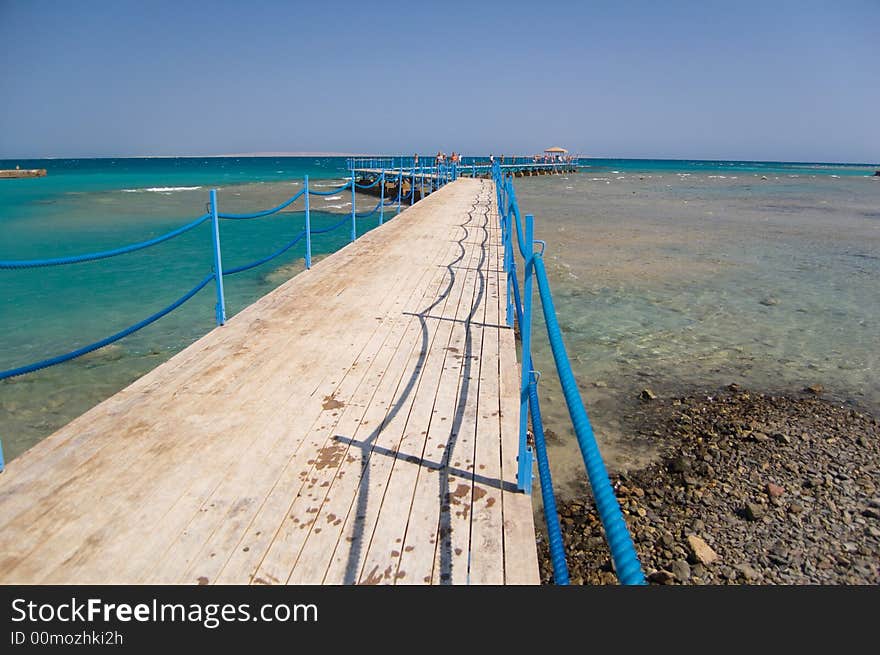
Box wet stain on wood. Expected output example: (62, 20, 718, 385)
(361, 566, 383, 585)
(314, 443, 347, 470)
(322, 394, 345, 410)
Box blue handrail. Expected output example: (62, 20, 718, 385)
(491, 162, 645, 586)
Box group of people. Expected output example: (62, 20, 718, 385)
(410, 152, 573, 167)
(532, 153, 575, 164)
(411, 152, 462, 166)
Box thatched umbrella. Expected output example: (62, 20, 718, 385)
(543, 146, 568, 154)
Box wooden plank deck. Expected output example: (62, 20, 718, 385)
(0, 178, 539, 585)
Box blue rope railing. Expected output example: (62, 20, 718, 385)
(528, 372, 569, 585)
(0, 273, 215, 381)
(1, 162, 454, 383)
(218, 188, 306, 220)
(354, 197, 385, 219)
(353, 176, 381, 190)
(222, 230, 308, 276)
(492, 161, 645, 586)
(308, 214, 351, 235)
(305, 181, 353, 196)
(0, 213, 211, 269)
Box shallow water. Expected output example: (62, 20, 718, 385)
(514, 170, 880, 494)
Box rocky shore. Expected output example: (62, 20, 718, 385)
(536, 387, 880, 584)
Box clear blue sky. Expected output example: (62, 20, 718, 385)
(1, 0, 877, 162)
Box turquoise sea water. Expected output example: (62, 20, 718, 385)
(1, 156, 878, 469)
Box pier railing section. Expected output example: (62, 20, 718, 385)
(349, 156, 581, 183)
(492, 162, 646, 586)
(0, 163, 456, 386)
(0, 160, 466, 470)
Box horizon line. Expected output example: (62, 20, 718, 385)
(0, 152, 876, 167)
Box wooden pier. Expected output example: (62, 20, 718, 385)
(0, 178, 539, 585)
(351, 162, 578, 207)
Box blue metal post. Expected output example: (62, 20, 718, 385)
(304, 176, 312, 269)
(396, 171, 402, 215)
(379, 169, 385, 225)
(0, 437, 5, 473)
(209, 189, 227, 326)
(410, 166, 416, 205)
(517, 213, 535, 492)
(505, 222, 514, 327)
(350, 172, 356, 242)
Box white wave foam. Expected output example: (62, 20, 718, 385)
(323, 196, 343, 201)
(122, 186, 202, 193)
